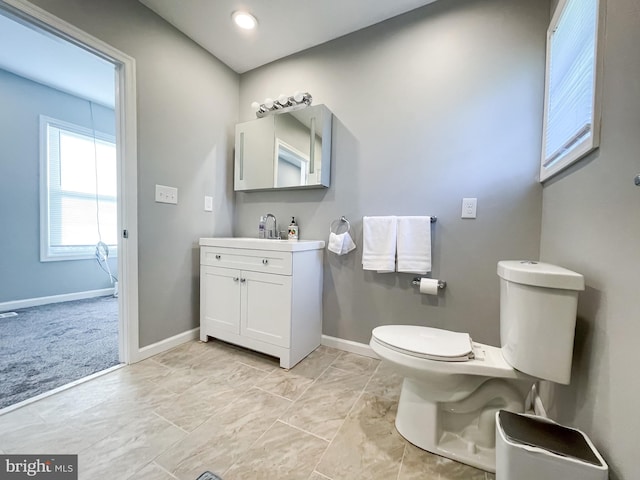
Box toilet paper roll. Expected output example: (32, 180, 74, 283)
(419, 278, 440, 295)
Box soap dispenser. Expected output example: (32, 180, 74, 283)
(287, 217, 299, 240)
(258, 216, 266, 239)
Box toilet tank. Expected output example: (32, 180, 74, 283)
(498, 261, 584, 385)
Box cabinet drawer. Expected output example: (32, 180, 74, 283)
(201, 246, 292, 275)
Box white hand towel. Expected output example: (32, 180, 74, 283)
(362, 216, 397, 272)
(328, 232, 357, 256)
(340, 232, 356, 255)
(328, 232, 345, 255)
(396, 216, 432, 274)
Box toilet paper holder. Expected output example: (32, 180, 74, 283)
(412, 277, 447, 289)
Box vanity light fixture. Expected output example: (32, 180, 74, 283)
(251, 91, 313, 118)
(232, 11, 258, 30)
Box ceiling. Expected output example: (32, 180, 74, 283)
(138, 0, 439, 74)
(0, 12, 115, 107)
(0, 1, 438, 107)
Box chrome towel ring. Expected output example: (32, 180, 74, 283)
(330, 216, 351, 234)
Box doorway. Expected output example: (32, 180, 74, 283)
(0, 0, 138, 410)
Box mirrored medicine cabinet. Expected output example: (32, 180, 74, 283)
(234, 104, 333, 192)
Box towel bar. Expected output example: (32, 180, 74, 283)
(412, 278, 447, 289)
(356, 216, 436, 223)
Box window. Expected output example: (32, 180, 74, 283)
(40, 116, 117, 261)
(540, 0, 603, 181)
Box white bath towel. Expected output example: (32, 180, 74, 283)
(328, 232, 357, 255)
(362, 216, 397, 272)
(396, 216, 432, 274)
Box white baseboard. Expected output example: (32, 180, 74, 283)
(321, 334, 379, 359)
(136, 330, 373, 364)
(0, 288, 115, 312)
(135, 327, 200, 362)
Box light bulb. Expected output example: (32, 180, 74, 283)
(293, 91, 304, 103)
(264, 98, 274, 109)
(251, 101, 261, 110)
(232, 11, 258, 30)
(277, 94, 289, 107)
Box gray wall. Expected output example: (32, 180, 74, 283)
(29, 0, 239, 347)
(539, 1, 640, 478)
(237, 0, 549, 346)
(0, 68, 117, 302)
(10, 0, 636, 476)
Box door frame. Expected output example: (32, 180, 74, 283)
(0, 0, 139, 363)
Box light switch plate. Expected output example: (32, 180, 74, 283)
(204, 196, 213, 212)
(155, 184, 178, 204)
(461, 197, 477, 218)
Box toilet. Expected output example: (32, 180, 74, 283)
(370, 261, 585, 473)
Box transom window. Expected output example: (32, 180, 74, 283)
(40, 116, 117, 261)
(540, 0, 602, 181)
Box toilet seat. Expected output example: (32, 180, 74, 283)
(372, 325, 474, 362)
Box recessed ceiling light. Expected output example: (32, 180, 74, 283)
(232, 11, 258, 30)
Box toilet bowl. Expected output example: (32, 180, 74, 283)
(370, 261, 585, 473)
(371, 326, 534, 472)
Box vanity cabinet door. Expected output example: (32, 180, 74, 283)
(241, 270, 292, 348)
(201, 266, 241, 335)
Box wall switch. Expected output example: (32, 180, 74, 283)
(155, 184, 178, 204)
(461, 197, 477, 219)
(204, 195, 213, 212)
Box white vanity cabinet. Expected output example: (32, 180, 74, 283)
(199, 238, 325, 368)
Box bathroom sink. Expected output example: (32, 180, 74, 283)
(199, 237, 325, 252)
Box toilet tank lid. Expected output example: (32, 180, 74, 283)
(497, 261, 585, 291)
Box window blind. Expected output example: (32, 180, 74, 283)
(543, 0, 598, 167)
(44, 121, 117, 259)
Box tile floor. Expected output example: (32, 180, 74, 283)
(0, 339, 495, 480)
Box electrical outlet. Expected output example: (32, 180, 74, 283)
(155, 184, 178, 204)
(204, 195, 213, 212)
(461, 197, 477, 219)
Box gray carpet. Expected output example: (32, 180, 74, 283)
(0, 296, 119, 409)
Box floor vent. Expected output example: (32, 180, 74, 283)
(0, 312, 18, 319)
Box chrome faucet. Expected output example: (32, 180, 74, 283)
(265, 213, 277, 239)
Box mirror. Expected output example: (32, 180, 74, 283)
(234, 104, 332, 191)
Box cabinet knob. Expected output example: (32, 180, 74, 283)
(240, 278, 246, 283)
(215, 254, 221, 260)
(262, 258, 269, 265)
(233, 277, 239, 282)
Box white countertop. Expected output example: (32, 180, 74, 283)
(199, 237, 325, 252)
